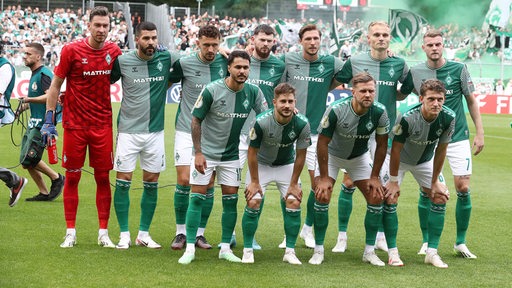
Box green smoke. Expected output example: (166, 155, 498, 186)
(405, 0, 489, 27)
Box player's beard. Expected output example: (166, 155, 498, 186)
(141, 45, 155, 57)
(276, 108, 292, 119)
(305, 47, 318, 57)
(234, 74, 248, 84)
(255, 46, 270, 59)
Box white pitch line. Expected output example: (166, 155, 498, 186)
(485, 135, 512, 141)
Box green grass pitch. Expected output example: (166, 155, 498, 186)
(1, 103, 511, 287)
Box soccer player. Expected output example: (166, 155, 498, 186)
(169, 25, 227, 250)
(235, 23, 286, 249)
(0, 167, 28, 207)
(400, 30, 484, 258)
(331, 21, 409, 253)
(386, 79, 455, 268)
(280, 24, 344, 249)
(0, 43, 15, 126)
(241, 83, 311, 264)
(178, 50, 267, 264)
(18, 43, 64, 202)
(110, 22, 180, 250)
(314, 73, 390, 265)
(41, 6, 123, 248)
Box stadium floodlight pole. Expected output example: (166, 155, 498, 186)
(197, 0, 202, 15)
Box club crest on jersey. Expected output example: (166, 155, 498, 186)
(157, 61, 163, 72)
(218, 68, 224, 77)
(269, 66, 275, 76)
(106, 53, 112, 65)
(392, 124, 402, 135)
(388, 66, 395, 77)
(31, 82, 38, 91)
(445, 73, 452, 85)
(436, 128, 443, 136)
(318, 63, 325, 73)
(194, 95, 203, 108)
(320, 116, 329, 129)
(243, 98, 249, 109)
(366, 122, 374, 131)
(249, 128, 257, 140)
(288, 131, 296, 139)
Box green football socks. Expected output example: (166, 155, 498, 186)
(313, 201, 329, 246)
(383, 203, 398, 249)
(139, 182, 158, 232)
(114, 179, 131, 232)
(428, 203, 446, 249)
(200, 187, 215, 229)
(418, 189, 431, 243)
(221, 194, 238, 243)
(304, 189, 315, 226)
(365, 204, 383, 246)
(242, 207, 260, 248)
(186, 193, 205, 244)
(174, 184, 190, 225)
(456, 190, 472, 245)
(338, 184, 356, 232)
(284, 207, 301, 248)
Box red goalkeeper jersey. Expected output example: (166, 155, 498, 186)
(55, 38, 122, 129)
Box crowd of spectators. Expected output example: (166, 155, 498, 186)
(1, 5, 511, 95)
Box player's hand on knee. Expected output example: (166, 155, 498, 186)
(384, 182, 400, 200)
(430, 182, 449, 203)
(286, 183, 302, 202)
(245, 182, 262, 201)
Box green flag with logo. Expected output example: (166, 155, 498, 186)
(388, 9, 427, 50)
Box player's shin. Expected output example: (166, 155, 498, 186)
(455, 190, 472, 245)
(383, 204, 398, 249)
(186, 193, 205, 244)
(114, 179, 131, 232)
(418, 189, 431, 243)
(428, 203, 446, 249)
(139, 182, 158, 231)
(365, 204, 383, 246)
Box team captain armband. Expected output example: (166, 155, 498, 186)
(376, 126, 390, 135)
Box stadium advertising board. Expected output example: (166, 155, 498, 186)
(9, 66, 512, 115)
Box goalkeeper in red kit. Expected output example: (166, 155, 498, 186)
(41, 6, 122, 248)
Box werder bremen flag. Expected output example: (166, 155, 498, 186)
(329, 2, 341, 55)
(484, 0, 512, 29)
(388, 9, 427, 50)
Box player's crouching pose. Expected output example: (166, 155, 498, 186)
(178, 50, 268, 264)
(385, 79, 455, 268)
(313, 73, 389, 265)
(241, 83, 311, 264)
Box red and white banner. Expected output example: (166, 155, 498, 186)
(475, 94, 512, 114)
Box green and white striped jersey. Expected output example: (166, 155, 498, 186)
(400, 61, 474, 143)
(391, 103, 455, 165)
(241, 55, 286, 136)
(249, 110, 311, 166)
(280, 53, 344, 134)
(111, 50, 179, 133)
(319, 97, 390, 159)
(336, 53, 409, 128)
(170, 52, 228, 133)
(247, 55, 286, 105)
(192, 79, 268, 161)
